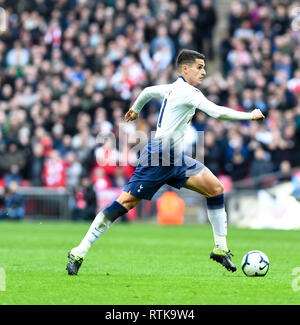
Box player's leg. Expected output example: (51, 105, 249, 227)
(183, 167, 236, 272)
(183, 167, 228, 250)
(66, 191, 141, 275)
(73, 191, 141, 257)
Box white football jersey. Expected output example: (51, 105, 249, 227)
(131, 76, 252, 147)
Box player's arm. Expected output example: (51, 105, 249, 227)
(194, 92, 265, 121)
(125, 85, 171, 122)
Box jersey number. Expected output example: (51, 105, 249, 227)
(158, 98, 167, 128)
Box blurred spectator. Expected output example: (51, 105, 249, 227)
(71, 127, 96, 163)
(225, 131, 249, 168)
(51, 123, 65, 155)
(111, 167, 128, 188)
(203, 130, 222, 176)
(0, 181, 25, 220)
(60, 134, 73, 157)
(150, 24, 175, 62)
(279, 160, 292, 182)
(42, 150, 66, 188)
(249, 148, 274, 180)
(94, 137, 119, 179)
(195, 0, 217, 59)
(0, 141, 27, 186)
(91, 107, 113, 137)
(65, 151, 83, 189)
(230, 152, 249, 182)
(71, 176, 97, 221)
(28, 142, 45, 186)
(40, 135, 54, 158)
(6, 41, 30, 67)
(91, 167, 112, 192)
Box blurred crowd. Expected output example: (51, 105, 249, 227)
(0, 0, 299, 210)
(202, 0, 300, 187)
(0, 0, 217, 197)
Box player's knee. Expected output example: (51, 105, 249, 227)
(120, 201, 137, 211)
(207, 182, 224, 197)
(117, 195, 140, 211)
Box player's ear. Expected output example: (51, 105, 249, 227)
(180, 64, 188, 74)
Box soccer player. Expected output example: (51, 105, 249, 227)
(66, 49, 264, 275)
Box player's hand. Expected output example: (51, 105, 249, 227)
(125, 108, 139, 122)
(251, 109, 265, 121)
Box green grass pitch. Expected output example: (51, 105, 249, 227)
(0, 221, 300, 305)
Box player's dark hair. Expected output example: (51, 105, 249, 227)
(176, 49, 205, 69)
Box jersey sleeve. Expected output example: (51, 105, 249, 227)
(191, 89, 253, 121)
(131, 84, 171, 114)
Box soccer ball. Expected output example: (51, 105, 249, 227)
(241, 250, 270, 277)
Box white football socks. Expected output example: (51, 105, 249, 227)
(73, 211, 111, 258)
(207, 207, 228, 251)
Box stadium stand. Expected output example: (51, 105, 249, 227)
(0, 0, 299, 220)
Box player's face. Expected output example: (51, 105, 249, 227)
(185, 59, 206, 87)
